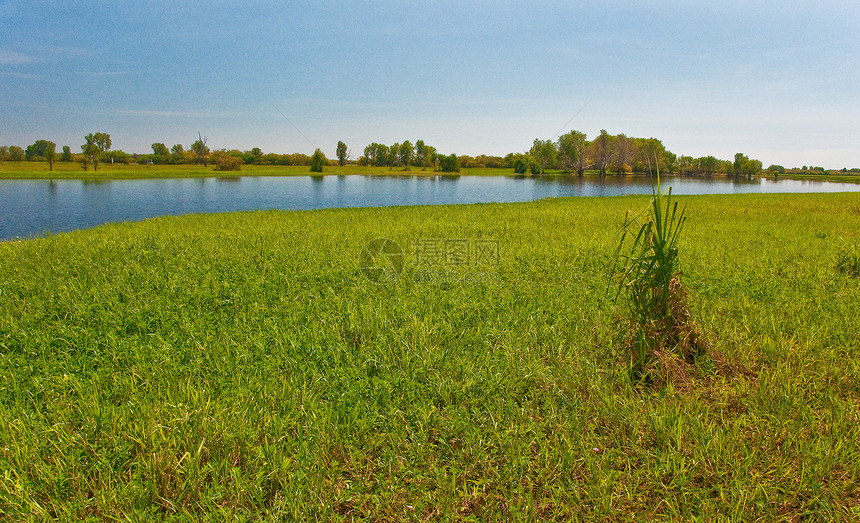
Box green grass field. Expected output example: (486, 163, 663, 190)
(1, 193, 859, 520)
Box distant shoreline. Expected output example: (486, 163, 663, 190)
(2, 163, 859, 183)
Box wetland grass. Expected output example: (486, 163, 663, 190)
(612, 174, 715, 387)
(1, 194, 859, 520)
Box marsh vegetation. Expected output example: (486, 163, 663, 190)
(1, 193, 859, 519)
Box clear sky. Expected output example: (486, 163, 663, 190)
(2, 0, 858, 168)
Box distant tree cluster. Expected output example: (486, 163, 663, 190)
(1, 133, 133, 170)
(357, 140, 459, 172)
(418, 130, 764, 178)
(358, 140, 431, 170)
(2, 131, 856, 177)
(141, 144, 314, 167)
(502, 130, 673, 176)
(81, 132, 111, 171)
(455, 154, 507, 169)
(732, 153, 764, 179)
(25, 140, 57, 170)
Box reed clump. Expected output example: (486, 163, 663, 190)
(612, 172, 713, 388)
(836, 241, 860, 277)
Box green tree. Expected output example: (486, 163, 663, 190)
(512, 153, 537, 174)
(387, 142, 401, 170)
(587, 130, 615, 176)
(557, 130, 587, 175)
(698, 156, 719, 175)
(105, 150, 131, 165)
(611, 134, 635, 174)
(25, 140, 57, 169)
(399, 141, 414, 171)
(24, 144, 38, 161)
(733, 153, 762, 179)
(151, 143, 169, 157)
(60, 145, 72, 162)
(25, 140, 52, 161)
(82, 132, 110, 171)
(767, 164, 785, 175)
(636, 138, 668, 176)
(733, 153, 749, 177)
(81, 138, 96, 170)
(742, 159, 762, 179)
(44, 142, 56, 170)
(336, 141, 349, 167)
(363, 143, 389, 167)
(529, 139, 558, 174)
(191, 133, 209, 167)
(676, 155, 694, 175)
(310, 148, 326, 173)
(426, 145, 437, 171)
(414, 140, 434, 170)
(439, 153, 460, 172)
(170, 144, 186, 164)
(414, 140, 426, 169)
(8, 146, 24, 161)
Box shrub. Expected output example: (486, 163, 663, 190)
(214, 155, 242, 172)
(310, 149, 326, 173)
(439, 153, 460, 173)
(513, 154, 537, 174)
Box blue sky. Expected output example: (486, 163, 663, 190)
(2, 0, 858, 168)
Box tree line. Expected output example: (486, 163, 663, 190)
(355, 140, 459, 172)
(4, 129, 848, 176)
(464, 130, 766, 178)
(0, 134, 465, 174)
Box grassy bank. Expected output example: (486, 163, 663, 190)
(0, 163, 527, 180)
(5, 162, 860, 184)
(765, 173, 860, 184)
(1, 193, 859, 520)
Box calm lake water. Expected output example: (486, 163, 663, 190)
(2, 175, 859, 240)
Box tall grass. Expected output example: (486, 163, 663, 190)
(613, 173, 685, 323)
(836, 240, 860, 277)
(612, 173, 712, 385)
(1, 194, 859, 519)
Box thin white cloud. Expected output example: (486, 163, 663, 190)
(75, 71, 134, 77)
(38, 45, 93, 58)
(0, 49, 33, 65)
(113, 109, 235, 118)
(0, 46, 93, 66)
(0, 71, 39, 79)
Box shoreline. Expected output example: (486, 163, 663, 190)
(2, 162, 858, 183)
